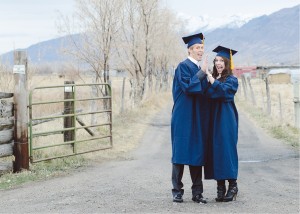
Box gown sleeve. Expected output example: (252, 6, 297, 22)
(205, 76, 238, 99)
(175, 62, 207, 94)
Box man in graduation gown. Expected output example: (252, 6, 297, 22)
(171, 32, 210, 203)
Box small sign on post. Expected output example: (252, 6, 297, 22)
(13, 65, 26, 74)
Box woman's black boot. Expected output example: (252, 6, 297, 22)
(223, 180, 238, 202)
(215, 180, 226, 202)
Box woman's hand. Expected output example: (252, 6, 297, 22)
(206, 70, 212, 76)
(206, 68, 214, 83)
(201, 54, 208, 72)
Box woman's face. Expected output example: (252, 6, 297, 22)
(214, 56, 225, 74)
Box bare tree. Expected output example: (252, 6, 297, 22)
(118, 0, 147, 106)
(136, 0, 159, 94)
(0, 62, 14, 92)
(118, 0, 184, 105)
(150, 9, 185, 92)
(58, 0, 124, 95)
(57, 0, 185, 108)
(57, 0, 125, 125)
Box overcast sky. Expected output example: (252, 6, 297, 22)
(0, 0, 299, 54)
(164, 0, 299, 18)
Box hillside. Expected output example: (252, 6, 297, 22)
(204, 5, 299, 65)
(1, 5, 299, 66)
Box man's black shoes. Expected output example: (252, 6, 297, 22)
(173, 193, 207, 203)
(173, 194, 183, 203)
(192, 194, 207, 204)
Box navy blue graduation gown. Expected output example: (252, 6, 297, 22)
(171, 58, 210, 166)
(204, 75, 239, 180)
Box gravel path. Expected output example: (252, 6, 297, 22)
(0, 106, 299, 213)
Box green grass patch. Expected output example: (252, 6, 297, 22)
(0, 156, 87, 190)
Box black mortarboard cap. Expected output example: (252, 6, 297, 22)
(213, 45, 237, 59)
(182, 33, 204, 48)
(213, 45, 238, 69)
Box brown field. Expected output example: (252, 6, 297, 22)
(0, 71, 172, 162)
(236, 78, 296, 127)
(236, 77, 299, 147)
(1, 73, 297, 131)
(1, 71, 298, 162)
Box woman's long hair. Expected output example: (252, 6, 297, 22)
(212, 57, 233, 82)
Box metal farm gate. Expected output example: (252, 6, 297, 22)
(28, 82, 112, 163)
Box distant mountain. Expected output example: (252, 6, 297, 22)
(203, 5, 300, 65)
(178, 13, 253, 33)
(0, 35, 77, 65)
(1, 5, 299, 66)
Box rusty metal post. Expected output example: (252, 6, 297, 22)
(64, 81, 75, 149)
(13, 50, 29, 172)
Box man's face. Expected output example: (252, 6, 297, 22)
(189, 44, 204, 61)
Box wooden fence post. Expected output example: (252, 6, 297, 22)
(13, 50, 29, 172)
(91, 77, 97, 126)
(246, 76, 256, 106)
(64, 81, 75, 150)
(265, 75, 271, 115)
(121, 77, 125, 113)
(294, 82, 300, 129)
(278, 93, 283, 122)
(241, 74, 248, 101)
(261, 90, 265, 112)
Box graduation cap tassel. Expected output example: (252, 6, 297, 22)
(230, 49, 234, 70)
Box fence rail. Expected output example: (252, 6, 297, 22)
(28, 82, 113, 163)
(238, 73, 299, 128)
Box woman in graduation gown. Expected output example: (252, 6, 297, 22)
(203, 46, 239, 202)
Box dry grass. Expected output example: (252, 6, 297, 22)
(2, 71, 297, 188)
(237, 78, 295, 126)
(236, 78, 299, 147)
(0, 71, 172, 189)
(25, 74, 171, 161)
(82, 91, 172, 163)
(0, 91, 172, 189)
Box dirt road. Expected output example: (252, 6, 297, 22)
(0, 106, 299, 213)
